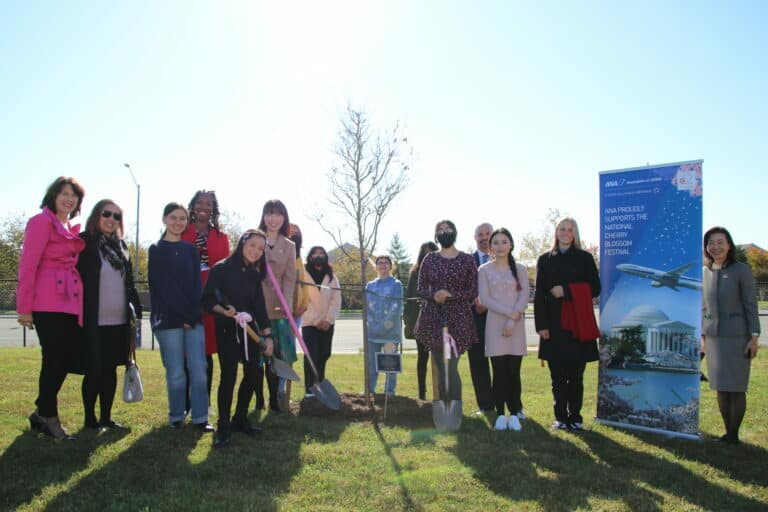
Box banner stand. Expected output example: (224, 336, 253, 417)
(594, 418, 701, 441)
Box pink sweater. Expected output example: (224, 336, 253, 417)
(16, 208, 86, 324)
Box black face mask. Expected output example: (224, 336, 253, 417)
(436, 232, 456, 248)
(311, 255, 327, 265)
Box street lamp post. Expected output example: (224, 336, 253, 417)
(124, 163, 140, 281)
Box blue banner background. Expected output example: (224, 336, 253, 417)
(597, 161, 703, 436)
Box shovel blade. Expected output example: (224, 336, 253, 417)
(432, 400, 450, 431)
(269, 357, 300, 382)
(311, 380, 341, 410)
(444, 400, 463, 431)
(432, 400, 462, 432)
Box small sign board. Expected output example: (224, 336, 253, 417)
(375, 352, 402, 373)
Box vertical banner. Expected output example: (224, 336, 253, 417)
(596, 161, 703, 439)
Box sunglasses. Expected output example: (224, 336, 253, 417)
(101, 210, 122, 221)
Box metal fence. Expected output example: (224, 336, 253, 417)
(2, 279, 767, 351)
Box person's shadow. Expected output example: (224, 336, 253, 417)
(0, 423, 129, 510)
(43, 405, 348, 510)
(453, 417, 767, 511)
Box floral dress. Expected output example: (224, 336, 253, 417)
(415, 251, 478, 354)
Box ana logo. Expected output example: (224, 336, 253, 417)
(605, 180, 619, 187)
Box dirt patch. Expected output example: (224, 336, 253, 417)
(294, 393, 435, 428)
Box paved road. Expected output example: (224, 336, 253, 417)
(2, 311, 766, 352)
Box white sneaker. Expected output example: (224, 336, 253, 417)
(516, 410, 526, 420)
(494, 415, 508, 431)
(508, 415, 522, 431)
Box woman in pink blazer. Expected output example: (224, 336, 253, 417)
(477, 228, 529, 432)
(17, 177, 87, 439)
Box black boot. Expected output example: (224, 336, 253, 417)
(214, 421, 231, 449)
(231, 415, 261, 437)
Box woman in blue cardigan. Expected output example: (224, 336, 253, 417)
(365, 255, 404, 395)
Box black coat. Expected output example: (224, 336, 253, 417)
(403, 270, 419, 339)
(534, 247, 600, 363)
(201, 258, 270, 361)
(77, 232, 142, 376)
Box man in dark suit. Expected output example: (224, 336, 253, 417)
(469, 222, 494, 414)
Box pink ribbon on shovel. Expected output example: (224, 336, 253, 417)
(442, 327, 459, 361)
(264, 260, 321, 376)
(234, 312, 253, 360)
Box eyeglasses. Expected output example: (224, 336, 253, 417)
(101, 210, 122, 221)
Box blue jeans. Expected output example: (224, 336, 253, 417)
(155, 325, 208, 424)
(368, 342, 397, 394)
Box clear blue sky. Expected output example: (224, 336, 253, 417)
(2, 1, 766, 261)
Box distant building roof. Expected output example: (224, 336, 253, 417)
(739, 243, 767, 254)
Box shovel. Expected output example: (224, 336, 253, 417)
(431, 305, 462, 432)
(214, 289, 300, 382)
(265, 262, 341, 410)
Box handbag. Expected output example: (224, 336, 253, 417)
(122, 307, 144, 403)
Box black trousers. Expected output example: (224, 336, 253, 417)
(548, 358, 587, 424)
(302, 325, 334, 392)
(490, 355, 523, 416)
(467, 316, 493, 410)
(32, 312, 80, 417)
(82, 324, 127, 423)
(216, 325, 260, 425)
(416, 339, 430, 398)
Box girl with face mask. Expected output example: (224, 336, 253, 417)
(300, 247, 341, 396)
(414, 220, 479, 413)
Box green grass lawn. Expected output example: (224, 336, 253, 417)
(1, 347, 766, 511)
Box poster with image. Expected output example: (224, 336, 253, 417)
(596, 160, 703, 439)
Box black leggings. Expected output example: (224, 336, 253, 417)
(416, 339, 430, 398)
(430, 343, 461, 402)
(717, 391, 747, 440)
(32, 312, 80, 417)
(490, 355, 523, 416)
(302, 325, 334, 392)
(217, 325, 260, 425)
(82, 324, 128, 423)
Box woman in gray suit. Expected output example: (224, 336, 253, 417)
(702, 226, 760, 444)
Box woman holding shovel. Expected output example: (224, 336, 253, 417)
(255, 199, 297, 412)
(416, 220, 478, 431)
(202, 229, 274, 448)
(301, 246, 341, 397)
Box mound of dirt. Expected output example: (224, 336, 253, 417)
(294, 392, 435, 428)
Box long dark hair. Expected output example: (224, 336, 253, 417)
(704, 226, 737, 269)
(85, 199, 124, 238)
(305, 246, 333, 282)
(258, 199, 290, 237)
(228, 229, 267, 277)
(490, 228, 521, 291)
(289, 223, 302, 256)
(411, 241, 438, 274)
(41, 176, 85, 219)
(188, 190, 221, 231)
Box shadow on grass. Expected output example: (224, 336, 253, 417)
(0, 425, 129, 510)
(43, 409, 348, 511)
(623, 427, 768, 487)
(453, 417, 766, 511)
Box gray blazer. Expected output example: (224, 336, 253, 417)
(702, 262, 760, 338)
